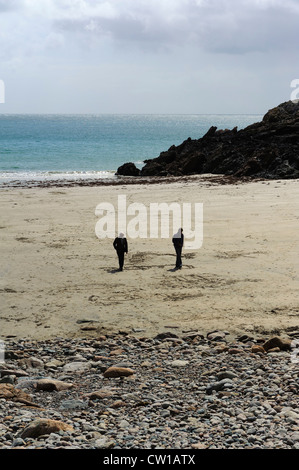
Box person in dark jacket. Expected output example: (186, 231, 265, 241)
(113, 233, 128, 271)
(172, 228, 184, 269)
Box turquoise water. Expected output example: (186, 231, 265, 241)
(0, 114, 261, 183)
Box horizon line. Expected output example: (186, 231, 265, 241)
(0, 112, 263, 116)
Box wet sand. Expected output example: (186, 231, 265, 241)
(0, 176, 298, 341)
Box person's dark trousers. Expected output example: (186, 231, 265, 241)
(175, 245, 182, 268)
(117, 250, 125, 271)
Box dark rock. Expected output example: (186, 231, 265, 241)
(116, 162, 140, 176)
(262, 336, 292, 352)
(206, 378, 234, 395)
(154, 332, 179, 341)
(216, 371, 238, 380)
(207, 330, 227, 342)
(138, 100, 299, 179)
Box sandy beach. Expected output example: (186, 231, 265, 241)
(0, 176, 298, 341)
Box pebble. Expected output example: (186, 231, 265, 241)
(0, 331, 298, 449)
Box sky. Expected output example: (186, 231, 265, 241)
(0, 0, 299, 114)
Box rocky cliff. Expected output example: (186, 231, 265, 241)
(116, 100, 299, 179)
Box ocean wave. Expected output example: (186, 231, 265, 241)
(0, 170, 117, 184)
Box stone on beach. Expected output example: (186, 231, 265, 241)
(0, 368, 29, 378)
(84, 389, 116, 400)
(62, 361, 91, 373)
(207, 331, 227, 341)
(45, 359, 64, 369)
(262, 336, 292, 352)
(103, 367, 135, 378)
(19, 418, 74, 439)
(0, 331, 298, 450)
(0, 384, 40, 407)
(20, 357, 44, 369)
(109, 348, 125, 356)
(169, 360, 189, 367)
(35, 379, 74, 392)
(251, 345, 266, 355)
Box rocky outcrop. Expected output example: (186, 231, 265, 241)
(126, 101, 299, 179)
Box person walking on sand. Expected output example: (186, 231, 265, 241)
(172, 228, 184, 269)
(113, 232, 128, 271)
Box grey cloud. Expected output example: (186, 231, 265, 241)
(54, 16, 183, 52)
(52, 0, 299, 55)
(187, 1, 299, 54)
(0, 0, 23, 12)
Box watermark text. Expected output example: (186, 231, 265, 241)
(0, 340, 5, 364)
(290, 79, 299, 103)
(0, 80, 5, 104)
(95, 195, 203, 249)
(291, 339, 299, 364)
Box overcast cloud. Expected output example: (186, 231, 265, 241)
(0, 0, 298, 113)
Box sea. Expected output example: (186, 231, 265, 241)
(0, 114, 262, 185)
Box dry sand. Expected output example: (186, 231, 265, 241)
(0, 176, 298, 341)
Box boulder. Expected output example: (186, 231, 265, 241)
(19, 418, 74, 439)
(116, 162, 140, 176)
(262, 336, 292, 352)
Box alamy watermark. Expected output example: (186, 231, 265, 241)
(291, 339, 299, 364)
(0, 80, 5, 104)
(0, 340, 5, 364)
(290, 79, 299, 103)
(95, 195, 203, 250)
